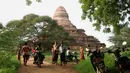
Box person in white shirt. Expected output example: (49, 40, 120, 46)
(66, 48, 70, 56)
(59, 44, 67, 65)
(66, 47, 73, 61)
(59, 44, 63, 54)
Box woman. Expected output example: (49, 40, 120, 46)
(52, 42, 58, 64)
(80, 46, 85, 61)
(53, 47, 58, 64)
(52, 44, 55, 64)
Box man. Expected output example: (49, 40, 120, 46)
(88, 45, 98, 72)
(66, 47, 73, 61)
(59, 44, 67, 66)
(114, 48, 121, 59)
(91, 46, 105, 72)
(22, 42, 31, 66)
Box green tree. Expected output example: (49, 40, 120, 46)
(26, 0, 41, 5)
(4, 13, 74, 50)
(0, 23, 3, 29)
(79, 0, 130, 34)
(108, 27, 130, 47)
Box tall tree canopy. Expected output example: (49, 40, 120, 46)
(26, 0, 41, 5)
(79, 0, 130, 34)
(0, 13, 73, 50)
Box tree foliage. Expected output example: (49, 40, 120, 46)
(79, 0, 130, 34)
(26, 0, 41, 5)
(0, 13, 73, 50)
(108, 27, 130, 47)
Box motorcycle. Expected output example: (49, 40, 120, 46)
(94, 56, 108, 73)
(66, 51, 79, 64)
(34, 52, 44, 68)
(114, 48, 130, 73)
(115, 56, 130, 73)
(90, 50, 108, 73)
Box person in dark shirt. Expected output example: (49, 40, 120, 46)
(33, 44, 45, 64)
(59, 44, 67, 66)
(114, 48, 121, 59)
(90, 46, 105, 72)
(87, 45, 97, 72)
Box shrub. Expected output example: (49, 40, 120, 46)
(0, 51, 20, 73)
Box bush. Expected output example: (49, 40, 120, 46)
(0, 51, 20, 73)
(104, 53, 119, 73)
(121, 51, 130, 58)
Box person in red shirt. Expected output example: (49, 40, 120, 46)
(22, 42, 31, 66)
(32, 48, 36, 53)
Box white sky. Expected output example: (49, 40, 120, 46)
(0, 0, 113, 47)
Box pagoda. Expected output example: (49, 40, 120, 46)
(53, 6, 105, 50)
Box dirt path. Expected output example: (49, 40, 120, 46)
(18, 58, 78, 73)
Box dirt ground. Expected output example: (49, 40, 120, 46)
(18, 58, 78, 73)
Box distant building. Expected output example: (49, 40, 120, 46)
(53, 6, 106, 50)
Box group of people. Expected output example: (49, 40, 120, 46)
(51, 42, 68, 66)
(17, 41, 105, 72)
(51, 42, 89, 66)
(17, 42, 45, 66)
(79, 45, 105, 72)
(52, 43, 106, 72)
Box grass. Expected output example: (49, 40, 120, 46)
(43, 50, 52, 63)
(43, 50, 130, 73)
(73, 54, 118, 73)
(73, 51, 130, 73)
(73, 57, 95, 73)
(44, 50, 52, 56)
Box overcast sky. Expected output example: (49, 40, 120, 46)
(0, 0, 113, 47)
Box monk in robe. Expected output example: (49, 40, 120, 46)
(80, 46, 85, 60)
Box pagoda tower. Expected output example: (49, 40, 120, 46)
(53, 6, 78, 37)
(53, 6, 106, 50)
